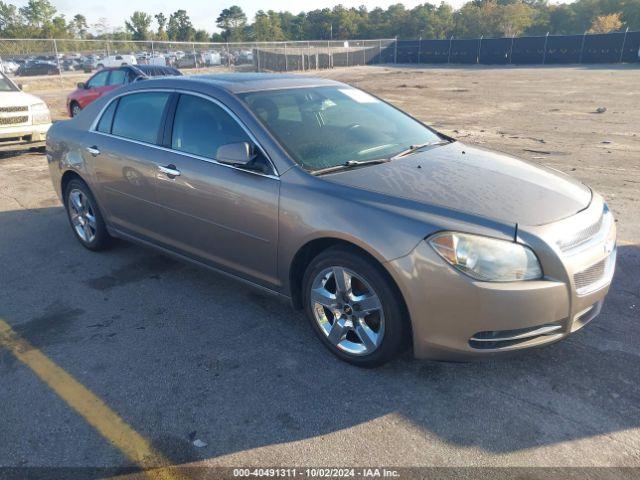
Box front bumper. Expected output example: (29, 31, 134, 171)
(387, 195, 616, 361)
(0, 122, 50, 150)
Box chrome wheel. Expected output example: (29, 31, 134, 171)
(68, 189, 97, 243)
(71, 103, 81, 117)
(310, 266, 385, 355)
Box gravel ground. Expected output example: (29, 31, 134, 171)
(0, 65, 638, 478)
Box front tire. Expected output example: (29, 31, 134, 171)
(64, 179, 112, 251)
(70, 102, 81, 117)
(302, 246, 408, 367)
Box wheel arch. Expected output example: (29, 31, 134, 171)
(60, 169, 91, 199)
(288, 237, 410, 320)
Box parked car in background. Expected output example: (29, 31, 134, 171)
(175, 53, 204, 69)
(0, 71, 51, 150)
(204, 51, 222, 66)
(67, 65, 181, 116)
(0, 58, 20, 74)
(16, 61, 60, 76)
(137, 54, 167, 67)
(47, 74, 616, 367)
(96, 54, 137, 69)
(80, 56, 101, 73)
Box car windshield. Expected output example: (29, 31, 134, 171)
(0, 73, 18, 92)
(240, 86, 443, 171)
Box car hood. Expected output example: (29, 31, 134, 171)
(323, 142, 592, 226)
(0, 91, 43, 107)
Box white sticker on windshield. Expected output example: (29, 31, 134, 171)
(338, 88, 380, 104)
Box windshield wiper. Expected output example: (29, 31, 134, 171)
(310, 158, 390, 176)
(392, 140, 450, 159)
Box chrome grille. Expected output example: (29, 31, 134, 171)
(557, 214, 603, 252)
(574, 258, 606, 292)
(0, 115, 28, 125)
(0, 106, 28, 113)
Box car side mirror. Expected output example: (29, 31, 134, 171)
(216, 142, 255, 166)
(77, 82, 86, 89)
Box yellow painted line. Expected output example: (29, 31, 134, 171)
(0, 319, 183, 480)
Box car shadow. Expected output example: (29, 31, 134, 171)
(0, 206, 638, 468)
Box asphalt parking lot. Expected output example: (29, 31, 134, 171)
(1, 66, 639, 478)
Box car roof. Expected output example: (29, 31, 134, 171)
(132, 65, 182, 77)
(140, 72, 343, 94)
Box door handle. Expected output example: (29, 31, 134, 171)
(86, 146, 100, 156)
(158, 164, 181, 177)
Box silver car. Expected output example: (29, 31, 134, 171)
(46, 74, 617, 367)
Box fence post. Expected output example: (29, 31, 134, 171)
(151, 40, 154, 57)
(192, 42, 198, 69)
(509, 35, 515, 64)
(256, 43, 260, 72)
(363, 41, 366, 65)
(619, 27, 629, 63)
(284, 42, 288, 71)
(477, 35, 483, 64)
(52, 39, 63, 86)
(379, 39, 382, 64)
(346, 42, 349, 66)
(417, 36, 421, 64)
(448, 36, 453, 64)
(226, 42, 231, 69)
(542, 32, 549, 64)
(394, 36, 398, 63)
(106, 40, 110, 57)
(579, 31, 587, 64)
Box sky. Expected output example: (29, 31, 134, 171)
(11, 0, 572, 33)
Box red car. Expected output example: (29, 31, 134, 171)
(67, 65, 181, 117)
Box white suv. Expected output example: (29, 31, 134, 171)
(96, 54, 137, 68)
(0, 72, 51, 150)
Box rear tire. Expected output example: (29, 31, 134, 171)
(302, 246, 409, 367)
(64, 179, 112, 251)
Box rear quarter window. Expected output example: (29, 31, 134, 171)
(96, 100, 118, 133)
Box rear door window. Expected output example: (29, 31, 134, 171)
(111, 92, 170, 144)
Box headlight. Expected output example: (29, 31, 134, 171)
(31, 102, 51, 124)
(428, 232, 543, 282)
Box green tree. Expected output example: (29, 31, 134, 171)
(72, 14, 88, 38)
(0, 1, 25, 36)
(155, 13, 168, 40)
(167, 9, 194, 41)
(252, 10, 285, 41)
(125, 11, 152, 40)
(194, 29, 209, 42)
(19, 0, 56, 28)
(216, 5, 247, 41)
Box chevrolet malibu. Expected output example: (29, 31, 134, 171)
(46, 74, 617, 367)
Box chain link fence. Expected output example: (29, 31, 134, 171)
(0, 38, 397, 79)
